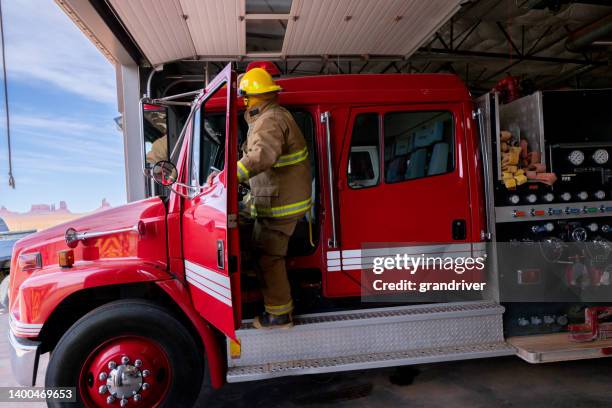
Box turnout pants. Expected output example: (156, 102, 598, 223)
(252, 217, 298, 315)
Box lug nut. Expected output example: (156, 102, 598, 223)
(99, 385, 108, 394)
(133, 394, 142, 402)
(134, 359, 142, 368)
(99, 372, 108, 381)
(121, 356, 130, 365)
(142, 369, 150, 378)
(120, 399, 128, 407)
(141, 382, 150, 391)
(108, 361, 117, 370)
(106, 395, 115, 404)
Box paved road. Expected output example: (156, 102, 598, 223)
(1, 309, 612, 407)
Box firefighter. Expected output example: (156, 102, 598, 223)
(146, 135, 168, 164)
(145, 112, 169, 165)
(237, 67, 312, 329)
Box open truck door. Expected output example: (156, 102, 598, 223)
(181, 64, 241, 340)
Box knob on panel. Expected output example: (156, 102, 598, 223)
(571, 227, 588, 242)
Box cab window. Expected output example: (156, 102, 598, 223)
(189, 107, 227, 187)
(187, 75, 232, 188)
(347, 113, 380, 189)
(384, 111, 454, 183)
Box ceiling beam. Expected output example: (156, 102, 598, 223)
(419, 47, 608, 66)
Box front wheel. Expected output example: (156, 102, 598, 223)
(45, 299, 203, 407)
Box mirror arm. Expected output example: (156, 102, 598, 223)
(168, 182, 207, 199)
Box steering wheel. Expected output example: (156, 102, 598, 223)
(238, 183, 250, 200)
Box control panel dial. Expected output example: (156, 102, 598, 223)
(526, 194, 537, 204)
(568, 150, 585, 166)
(571, 227, 588, 242)
(593, 149, 609, 165)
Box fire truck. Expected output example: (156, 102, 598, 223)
(8, 63, 612, 407)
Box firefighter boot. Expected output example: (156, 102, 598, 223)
(252, 311, 294, 329)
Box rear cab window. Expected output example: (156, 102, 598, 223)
(384, 111, 454, 183)
(346, 110, 454, 186)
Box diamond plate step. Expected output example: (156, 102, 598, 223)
(227, 341, 515, 382)
(227, 301, 508, 381)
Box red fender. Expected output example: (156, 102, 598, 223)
(12, 259, 173, 328)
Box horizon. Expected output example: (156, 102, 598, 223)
(0, 198, 112, 214)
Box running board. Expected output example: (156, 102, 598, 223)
(226, 301, 513, 382)
(509, 333, 612, 363)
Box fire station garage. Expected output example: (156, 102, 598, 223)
(6, 0, 612, 407)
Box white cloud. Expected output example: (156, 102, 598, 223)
(3, 0, 117, 104)
(10, 113, 115, 138)
(14, 150, 119, 175)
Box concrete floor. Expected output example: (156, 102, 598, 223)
(1, 311, 612, 407)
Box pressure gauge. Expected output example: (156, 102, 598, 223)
(509, 194, 520, 205)
(557, 315, 568, 326)
(560, 192, 572, 202)
(568, 150, 585, 166)
(595, 190, 606, 200)
(526, 194, 537, 204)
(545, 222, 554, 232)
(571, 227, 588, 242)
(588, 223, 599, 232)
(543, 193, 554, 203)
(593, 149, 609, 165)
(577, 191, 588, 201)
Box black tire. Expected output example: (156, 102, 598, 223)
(0, 274, 9, 310)
(45, 299, 203, 408)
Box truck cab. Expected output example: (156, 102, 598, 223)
(9, 64, 612, 407)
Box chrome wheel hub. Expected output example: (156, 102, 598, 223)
(99, 356, 150, 405)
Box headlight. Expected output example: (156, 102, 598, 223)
(18, 252, 42, 271)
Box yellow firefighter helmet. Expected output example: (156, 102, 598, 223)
(238, 67, 282, 96)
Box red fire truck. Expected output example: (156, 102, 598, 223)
(9, 64, 612, 407)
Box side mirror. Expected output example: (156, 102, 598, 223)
(152, 160, 178, 186)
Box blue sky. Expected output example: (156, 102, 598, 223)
(0, 0, 125, 213)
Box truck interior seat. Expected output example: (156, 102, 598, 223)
(428, 142, 450, 176)
(405, 148, 427, 179)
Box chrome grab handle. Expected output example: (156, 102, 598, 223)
(321, 111, 339, 248)
(65, 221, 145, 248)
(473, 108, 493, 242)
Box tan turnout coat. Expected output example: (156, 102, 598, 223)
(238, 101, 312, 219)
